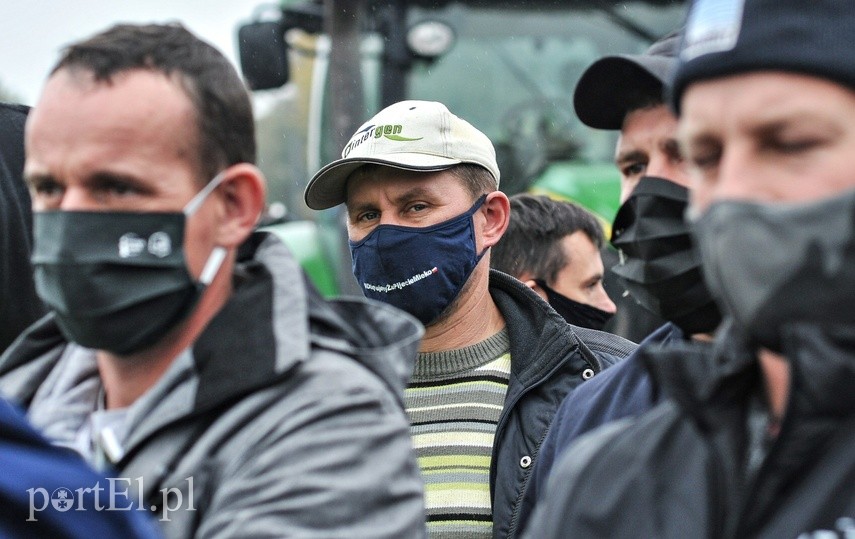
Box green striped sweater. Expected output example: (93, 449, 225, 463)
(405, 329, 511, 538)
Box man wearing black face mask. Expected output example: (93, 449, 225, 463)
(0, 23, 426, 538)
(528, 1, 855, 536)
(515, 29, 723, 535)
(492, 194, 617, 331)
(305, 100, 636, 539)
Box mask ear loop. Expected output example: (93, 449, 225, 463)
(183, 171, 229, 285)
(184, 171, 228, 216)
(199, 247, 227, 285)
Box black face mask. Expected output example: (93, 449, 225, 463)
(31, 173, 228, 356)
(534, 279, 613, 331)
(610, 176, 721, 335)
(691, 189, 855, 352)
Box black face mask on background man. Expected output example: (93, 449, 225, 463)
(534, 279, 613, 331)
(610, 176, 721, 335)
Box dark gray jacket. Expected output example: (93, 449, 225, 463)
(527, 320, 855, 538)
(487, 270, 635, 539)
(0, 232, 427, 538)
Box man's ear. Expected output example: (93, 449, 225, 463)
(479, 191, 510, 249)
(522, 277, 548, 301)
(214, 163, 267, 248)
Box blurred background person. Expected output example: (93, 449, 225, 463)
(492, 193, 616, 330)
(528, 0, 855, 536)
(516, 28, 722, 534)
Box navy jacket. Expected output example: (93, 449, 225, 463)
(527, 321, 855, 538)
(487, 270, 636, 538)
(517, 323, 683, 535)
(0, 398, 160, 538)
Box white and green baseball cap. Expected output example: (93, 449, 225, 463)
(304, 100, 500, 210)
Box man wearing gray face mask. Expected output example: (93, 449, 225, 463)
(527, 1, 855, 537)
(0, 22, 426, 538)
(515, 28, 723, 535)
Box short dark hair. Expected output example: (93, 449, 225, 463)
(52, 23, 255, 182)
(492, 194, 605, 284)
(447, 163, 498, 200)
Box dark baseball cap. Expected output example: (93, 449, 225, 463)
(670, 0, 855, 115)
(573, 30, 681, 130)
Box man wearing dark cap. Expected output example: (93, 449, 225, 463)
(304, 99, 636, 538)
(525, 1, 855, 537)
(515, 29, 723, 535)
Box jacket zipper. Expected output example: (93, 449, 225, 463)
(490, 335, 590, 538)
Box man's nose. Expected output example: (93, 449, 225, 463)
(59, 187, 99, 211)
(593, 285, 617, 314)
(693, 147, 767, 215)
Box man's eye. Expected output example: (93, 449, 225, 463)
(35, 183, 62, 195)
(30, 180, 64, 198)
(622, 163, 646, 177)
(357, 210, 379, 222)
(99, 180, 136, 196)
(768, 138, 822, 155)
(688, 151, 720, 171)
(664, 141, 685, 163)
(408, 203, 428, 213)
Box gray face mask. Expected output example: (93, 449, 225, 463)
(690, 189, 855, 352)
(31, 173, 228, 356)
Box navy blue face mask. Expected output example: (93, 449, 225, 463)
(349, 195, 488, 326)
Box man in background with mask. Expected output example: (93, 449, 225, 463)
(0, 23, 426, 538)
(527, 1, 855, 536)
(492, 194, 617, 331)
(515, 28, 722, 534)
(304, 100, 635, 539)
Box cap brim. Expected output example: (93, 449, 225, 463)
(573, 54, 674, 130)
(304, 154, 463, 210)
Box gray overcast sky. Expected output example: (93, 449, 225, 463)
(0, 0, 267, 106)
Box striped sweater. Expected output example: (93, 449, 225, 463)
(405, 329, 511, 538)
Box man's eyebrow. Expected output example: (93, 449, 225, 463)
(390, 186, 434, 205)
(86, 171, 152, 192)
(347, 185, 438, 216)
(615, 149, 647, 166)
(347, 200, 377, 217)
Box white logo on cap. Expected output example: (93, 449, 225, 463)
(682, 0, 745, 61)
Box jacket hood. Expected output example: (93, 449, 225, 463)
(194, 232, 423, 411)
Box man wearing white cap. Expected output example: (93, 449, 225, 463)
(305, 100, 635, 538)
